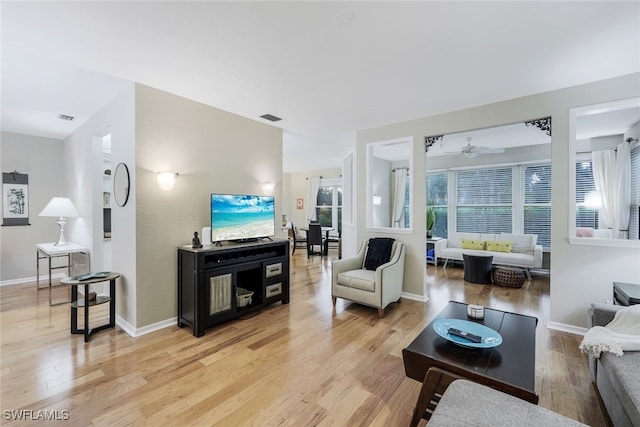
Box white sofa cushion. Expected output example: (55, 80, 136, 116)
(501, 233, 537, 254)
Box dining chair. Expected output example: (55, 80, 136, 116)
(290, 222, 307, 255)
(306, 223, 325, 257)
(326, 230, 341, 254)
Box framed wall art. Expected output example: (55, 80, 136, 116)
(2, 172, 30, 226)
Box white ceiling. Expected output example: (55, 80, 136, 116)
(2, 1, 639, 173)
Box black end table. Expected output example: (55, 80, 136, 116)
(61, 272, 119, 342)
(463, 253, 493, 284)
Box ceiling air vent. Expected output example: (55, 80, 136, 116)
(57, 114, 75, 121)
(260, 114, 282, 122)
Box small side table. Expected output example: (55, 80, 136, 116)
(463, 253, 494, 284)
(60, 272, 119, 342)
(36, 242, 90, 306)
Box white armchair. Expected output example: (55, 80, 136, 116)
(332, 239, 406, 318)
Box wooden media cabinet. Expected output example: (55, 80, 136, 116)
(177, 238, 290, 337)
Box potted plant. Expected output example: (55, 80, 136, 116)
(426, 204, 438, 238)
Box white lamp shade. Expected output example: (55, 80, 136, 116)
(39, 197, 80, 218)
(156, 172, 178, 191)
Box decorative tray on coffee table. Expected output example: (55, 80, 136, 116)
(433, 318, 503, 349)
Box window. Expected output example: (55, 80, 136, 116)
(316, 179, 342, 233)
(568, 98, 640, 247)
(367, 136, 413, 230)
(426, 172, 448, 238)
(524, 165, 551, 249)
(427, 162, 551, 249)
(456, 168, 512, 234)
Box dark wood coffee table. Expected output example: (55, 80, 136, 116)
(403, 301, 538, 426)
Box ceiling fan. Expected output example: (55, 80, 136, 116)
(455, 137, 505, 158)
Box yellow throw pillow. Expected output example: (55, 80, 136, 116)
(460, 239, 485, 250)
(486, 241, 512, 253)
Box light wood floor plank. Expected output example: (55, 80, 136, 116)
(0, 253, 605, 425)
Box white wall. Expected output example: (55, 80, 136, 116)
(0, 132, 65, 282)
(356, 72, 640, 327)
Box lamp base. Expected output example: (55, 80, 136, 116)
(54, 217, 69, 246)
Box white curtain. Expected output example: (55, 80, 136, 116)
(306, 176, 321, 224)
(592, 150, 616, 231)
(391, 168, 407, 228)
(614, 142, 631, 239)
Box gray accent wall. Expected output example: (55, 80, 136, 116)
(0, 132, 65, 282)
(134, 84, 283, 328)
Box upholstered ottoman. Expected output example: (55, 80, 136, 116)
(463, 253, 493, 284)
(428, 380, 586, 426)
(492, 266, 526, 288)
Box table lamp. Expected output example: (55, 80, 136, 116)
(39, 197, 80, 246)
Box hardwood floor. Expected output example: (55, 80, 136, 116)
(1, 253, 607, 426)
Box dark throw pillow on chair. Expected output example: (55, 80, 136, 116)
(364, 238, 395, 271)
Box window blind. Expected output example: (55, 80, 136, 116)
(456, 168, 512, 233)
(524, 165, 551, 249)
(575, 160, 597, 228)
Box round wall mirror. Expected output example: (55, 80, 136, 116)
(113, 163, 130, 207)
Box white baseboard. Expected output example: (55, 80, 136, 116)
(401, 291, 429, 302)
(0, 273, 66, 287)
(547, 321, 587, 336)
(116, 315, 176, 338)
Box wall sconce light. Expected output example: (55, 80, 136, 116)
(156, 172, 179, 191)
(262, 182, 275, 195)
(39, 197, 80, 246)
(372, 195, 382, 205)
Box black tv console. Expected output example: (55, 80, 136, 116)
(177, 238, 290, 337)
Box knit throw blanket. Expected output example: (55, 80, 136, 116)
(579, 305, 640, 358)
(363, 238, 395, 271)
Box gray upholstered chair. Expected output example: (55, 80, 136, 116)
(331, 239, 405, 317)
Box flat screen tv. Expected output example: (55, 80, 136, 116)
(211, 193, 275, 242)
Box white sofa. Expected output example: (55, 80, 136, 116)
(434, 232, 543, 278)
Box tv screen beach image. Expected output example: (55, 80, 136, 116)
(211, 194, 275, 241)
